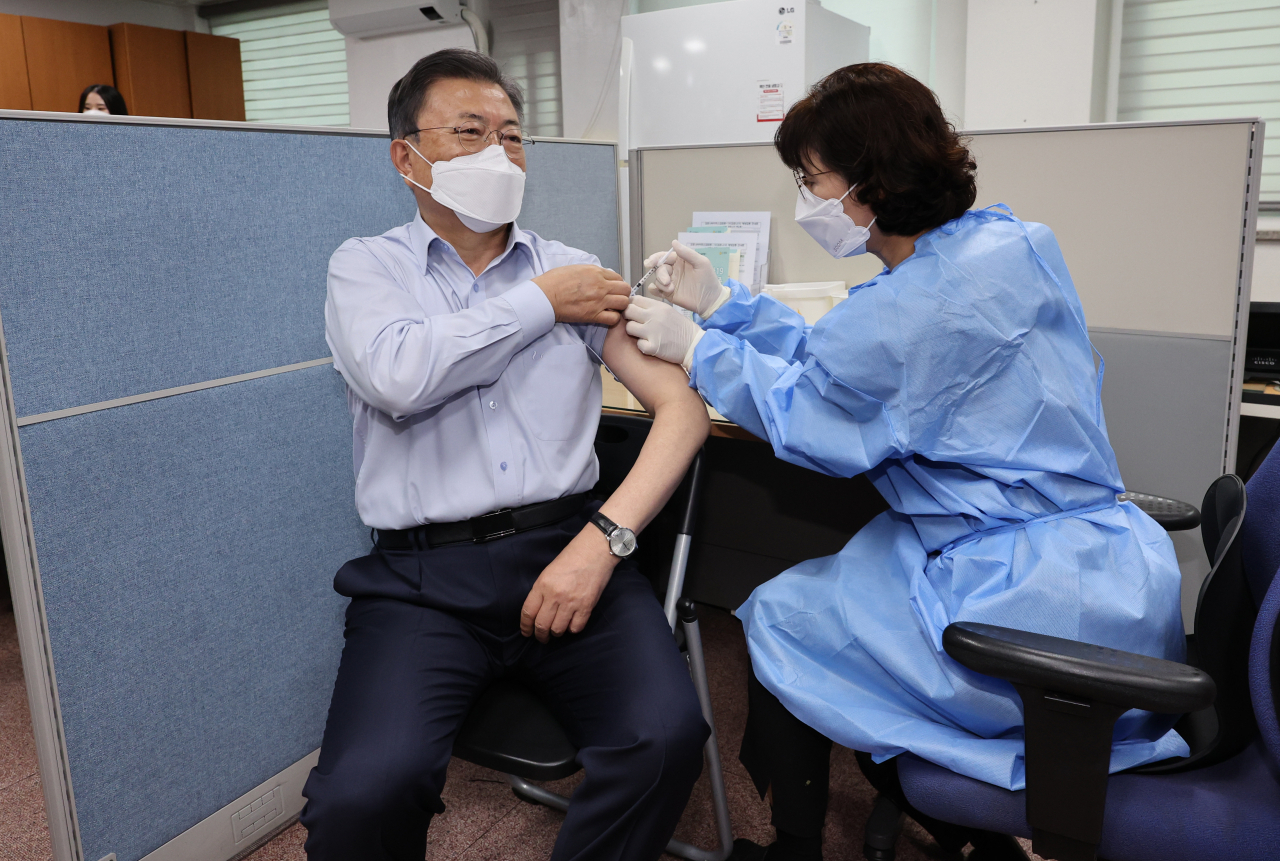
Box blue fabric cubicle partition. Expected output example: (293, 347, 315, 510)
(0, 115, 619, 861)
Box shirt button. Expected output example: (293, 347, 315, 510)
(488, 400, 496, 410)
(473, 284, 480, 292)
(500, 462, 508, 471)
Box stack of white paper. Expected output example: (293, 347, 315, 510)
(692, 211, 772, 288)
(677, 232, 756, 290)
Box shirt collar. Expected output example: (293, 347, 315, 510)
(408, 210, 535, 276)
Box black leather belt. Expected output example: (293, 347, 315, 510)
(374, 493, 589, 550)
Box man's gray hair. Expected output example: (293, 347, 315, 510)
(387, 48, 525, 141)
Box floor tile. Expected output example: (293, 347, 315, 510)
(425, 759, 526, 860)
(0, 773, 54, 861)
(450, 797, 565, 861)
(240, 821, 306, 861)
(0, 611, 39, 795)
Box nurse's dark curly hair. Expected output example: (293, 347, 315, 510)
(775, 63, 976, 237)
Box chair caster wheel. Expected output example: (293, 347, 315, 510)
(863, 793, 904, 861)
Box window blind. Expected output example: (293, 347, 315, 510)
(489, 0, 563, 137)
(209, 0, 350, 127)
(1118, 0, 1279, 203)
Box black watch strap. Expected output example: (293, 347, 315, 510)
(590, 511, 636, 557)
(590, 511, 619, 538)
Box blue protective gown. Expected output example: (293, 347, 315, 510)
(688, 206, 1188, 790)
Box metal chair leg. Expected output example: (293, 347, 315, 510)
(508, 774, 569, 811)
(674, 600, 734, 861)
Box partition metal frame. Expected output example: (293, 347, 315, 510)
(628, 117, 1263, 478)
(0, 110, 622, 861)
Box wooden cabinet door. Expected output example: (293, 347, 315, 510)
(20, 16, 113, 113)
(186, 32, 245, 122)
(109, 22, 192, 118)
(0, 13, 32, 111)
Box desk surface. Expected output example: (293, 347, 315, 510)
(600, 373, 761, 441)
(1242, 402, 1280, 420)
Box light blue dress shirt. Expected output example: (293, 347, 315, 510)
(325, 213, 607, 530)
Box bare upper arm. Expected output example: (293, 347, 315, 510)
(600, 321, 703, 415)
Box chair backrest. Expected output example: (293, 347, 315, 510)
(1244, 438, 1280, 604)
(1188, 473, 1257, 767)
(1250, 562, 1280, 772)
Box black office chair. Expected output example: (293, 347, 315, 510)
(1116, 491, 1200, 531)
(864, 473, 1254, 861)
(862, 478, 1232, 861)
(451, 414, 734, 861)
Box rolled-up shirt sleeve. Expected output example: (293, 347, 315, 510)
(324, 238, 555, 420)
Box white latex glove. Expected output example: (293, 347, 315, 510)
(642, 240, 732, 318)
(624, 295, 705, 372)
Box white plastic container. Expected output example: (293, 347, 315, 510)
(761, 282, 847, 325)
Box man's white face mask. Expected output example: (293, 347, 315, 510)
(400, 140, 526, 234)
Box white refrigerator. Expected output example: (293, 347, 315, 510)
(619, 0, 870, 150)
(616, 0, 869, 277)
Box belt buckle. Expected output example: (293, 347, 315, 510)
(474, 508, 516, 542)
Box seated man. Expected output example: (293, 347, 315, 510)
(301, 49, 712, 861)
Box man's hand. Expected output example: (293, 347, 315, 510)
(520, 525, 618, 642)
(533, 265, 630, 326)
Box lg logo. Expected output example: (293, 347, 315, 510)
(778, 6, 795, 14)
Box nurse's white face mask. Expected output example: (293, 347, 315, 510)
(400, 140, 526, 234)
(795, 183, 876, 258)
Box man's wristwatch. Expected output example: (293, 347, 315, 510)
(590, 511, 637, 558)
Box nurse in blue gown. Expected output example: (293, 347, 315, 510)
(623, 64, 1187, 861)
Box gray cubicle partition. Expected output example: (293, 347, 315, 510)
(0, 111, 618, 861)
(632, 119, 1262, 626)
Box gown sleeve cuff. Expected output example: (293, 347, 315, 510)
(700, 279, 757, 331)
(687, 328, 733, 391)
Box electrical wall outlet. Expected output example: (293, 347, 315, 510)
(231, 785, 284, 844)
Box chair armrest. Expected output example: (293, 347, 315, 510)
(943, 622, 1215, 861)
(943, 622, 1215, 715)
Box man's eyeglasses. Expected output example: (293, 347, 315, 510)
(407, 125, 535, 154)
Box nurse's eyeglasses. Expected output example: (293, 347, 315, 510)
(792, 167, 833, 190)
(408, 124, 535, 154)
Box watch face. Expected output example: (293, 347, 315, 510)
(609, 527, 637, 557)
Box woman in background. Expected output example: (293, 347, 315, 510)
(79, 84, 127, 116)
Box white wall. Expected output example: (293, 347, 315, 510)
(559, 0, 625, 140)
(963, 0, 1104, 129)
(344, 26, 478, 131)
(820, 1, 932, 99)
(822, 0, 967, 126)
(0, 0, 205, 31)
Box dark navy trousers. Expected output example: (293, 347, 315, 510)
(300, 504, 709, 861)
